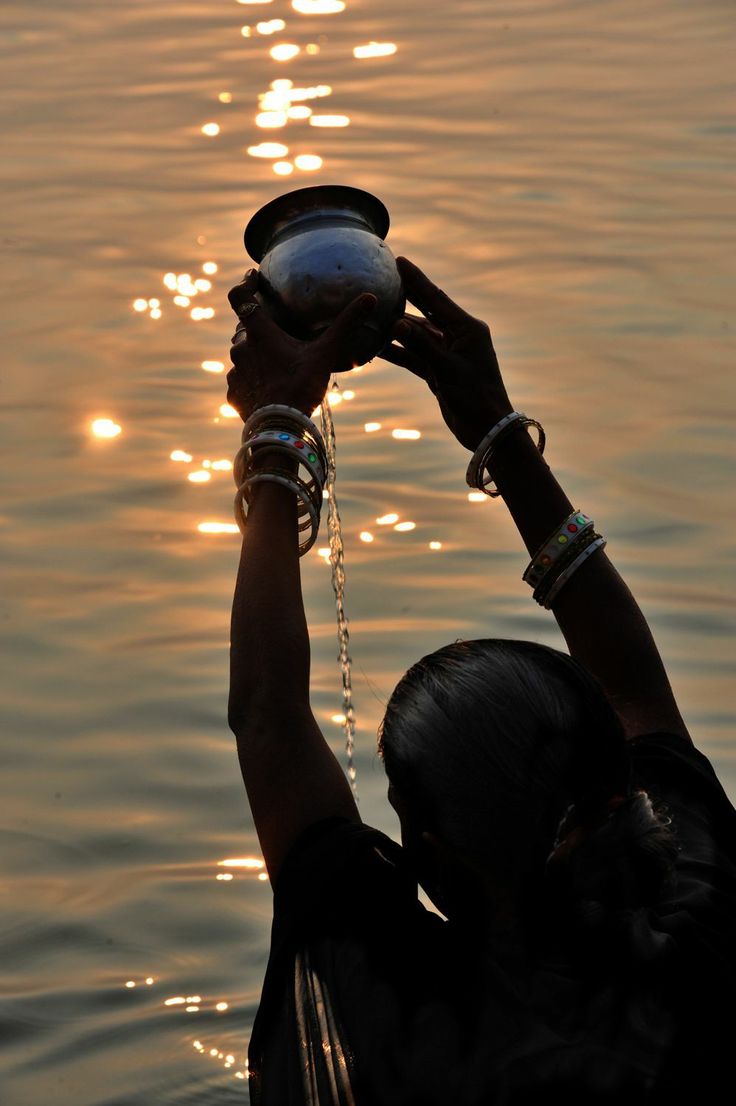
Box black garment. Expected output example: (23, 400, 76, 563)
(247, 732, 736, 1104)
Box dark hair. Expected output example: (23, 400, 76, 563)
(377, 639, 678, 960)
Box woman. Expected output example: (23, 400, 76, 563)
(225, 258, 736, 1104)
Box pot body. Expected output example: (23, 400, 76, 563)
(244, 185, 404, 368)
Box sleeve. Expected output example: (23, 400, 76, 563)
(626, 731, 736, 1101)
(247, 816, 443, 1106)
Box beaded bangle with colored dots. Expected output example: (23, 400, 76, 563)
(250, 431, 325, 488)
(540, 536, 608, 609)
(233, 433, 325, 502)
(241, 405, 328, 474)
(533, 529, 602, 607)
(522, 510, 594, 588)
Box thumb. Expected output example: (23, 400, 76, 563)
(319, 292, 377, 366)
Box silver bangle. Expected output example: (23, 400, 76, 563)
(233, 437, 325, 495)
(466, 412, 545, 497)
(542, 537, 607, 609)
(242, 405, 327, 470)
(234, 472, 321, 556)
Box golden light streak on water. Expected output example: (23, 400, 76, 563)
(326, 391, 343, 406)
(218, 857, 264, 869)
(288, 105, 312, 119)
(174, 295, 191, 307)
(392, 428, 421, 439)
(394, 521, 416, 532)
(191, 306, 215, 319)
(125, 981, 136, 988)
(186, 1006, 199, 1013)
(91, 418, 121, 438)
(273, 161, 294, 175)
(165, 997, 186, 1006)
(256, 110, 288, 128)
(270, 43, 300, 62)
(305, 43, 320, 55)
(188, 470, 211, 483)
(247, 141, 289, 158)
(218, 91, 232, 103)
(215, 1002, 229, 1011)
(170, 450, 193, 462)
(257, 872, 269, 881)
(201, 122, 220, 136)
(202, 261, 218, 274)
(331, 713, 346, 723)
(353, 42, 397, 58)
(133, 298, 147, 311)
(145, 978, 154, 985)
(467, 491, 488, 502)
(271, 78, 293, 90)
(240, 27, 252, 37)
(198, 522, 240, 534)
(359, 531, 374, 542)
(429, 541, 443, 550)
(194, 278, 211, 291)
(376, 512, 398, 524)
(216, 872, 234, 879)
(317, 547, 330, 559)
(294, 153, 322, 170)
(342, 389, 354, 400)
(256, 19, 286, 34)
(310, 114, 350, 127)
(364, 421, 381, 432)
(292, 0, 346, 13)
(163, 273, 177, 290)
(238, 0, 274, 4)
(210, 459, 232, 471)
(150, 307, 162, 319)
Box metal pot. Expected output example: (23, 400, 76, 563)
(244, 184, 405, 368)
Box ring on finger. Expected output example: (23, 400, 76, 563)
(237, 302, 260, 320)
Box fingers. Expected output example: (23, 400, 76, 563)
(379, 341, 438, 394)
(392, 315, 443, 363)
(319, 292, 377, 366)
(227, 269, 274, 344)
(396, 257, 474, 332)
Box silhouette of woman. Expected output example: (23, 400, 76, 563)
(225, 258, 736, 1104)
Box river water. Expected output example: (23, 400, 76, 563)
(2, 0, 735, 1102)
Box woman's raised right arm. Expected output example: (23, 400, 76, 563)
(382, 257, 692, 745)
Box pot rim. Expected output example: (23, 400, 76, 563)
(245, 184, 391, 261)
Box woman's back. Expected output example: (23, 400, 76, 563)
(247, 730, 736, 1105)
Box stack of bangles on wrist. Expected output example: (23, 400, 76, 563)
(465, 411, 607, 609)
(233, 404, 328, 556)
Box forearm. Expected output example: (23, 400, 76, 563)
(484, 421, 689, 740)
(228, 450, 312, 734)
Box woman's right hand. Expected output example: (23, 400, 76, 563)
(380, 257, 514, 451)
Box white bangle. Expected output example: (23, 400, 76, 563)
(466, 412, 545, 497)
(234, 471, 321, 556)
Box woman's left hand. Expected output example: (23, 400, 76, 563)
(226, 269, 376, 422)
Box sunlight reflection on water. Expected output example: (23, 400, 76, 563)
(2, 0, 735, 1102)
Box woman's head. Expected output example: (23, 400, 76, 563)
(377, 639, 677, 949)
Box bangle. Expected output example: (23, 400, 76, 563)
(234, 431, 326, 491)
(538, 536, 607, 609)
(533, 528, 601, 604)
(466, 412, 546, 498)
(242, 405, 327, 475)
(234, 469, 321, 556)
(522, 511, 595, 587)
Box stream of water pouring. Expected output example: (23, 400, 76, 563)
(320, 387, 358, 799)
